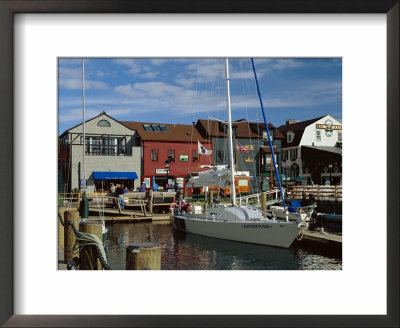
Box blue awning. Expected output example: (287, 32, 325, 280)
(92, 171, 138, 180)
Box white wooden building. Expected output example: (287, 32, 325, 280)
(278, 115, 342, 186)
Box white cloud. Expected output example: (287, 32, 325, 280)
(113, 59, 141, 75)
(113, 84, 144, 98)
(149, 59, 168, 66)
(59, 67, 109, 90)
(139, 71, 160, 79)
(59, 78, 109, 90)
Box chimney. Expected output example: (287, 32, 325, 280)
(286, 120, 298, 125)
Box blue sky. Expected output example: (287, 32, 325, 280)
(58, 58, 342, 135)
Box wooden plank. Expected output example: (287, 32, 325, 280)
(303, 230, 342, 243)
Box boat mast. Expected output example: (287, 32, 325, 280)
(251, 58, 286, 209)
(225, 58, 236, 206)
(82, 58, 86, 183)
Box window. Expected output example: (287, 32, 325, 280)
(282, 150, 288, 161)
(87, 137, 101, 155)
(193, 150, 198, 162)
(287, 132, 294, 143)
(238, 179, 249, 187)
(97, 120, 111, 127)
(316, 130, 321, 142)
(152, 125, 161, 131)
(160, 125, 168, 132)
(338, 131, 342, 142)
(263, 130, 273, 141)
(290, 149, 297, 160)
(143, 124, 152, 131)
(84, 136, 129, 156)
(151, 149, 158, 161)
(265, 154, 277, 165)
(217, 150, 224, 163)
(290, 163, 299, 177)
(168, 149, 175, 162)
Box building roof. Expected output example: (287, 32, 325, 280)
(301, 145, 342, 155)
(196, 119, 284, 139)
(260, 146, 280, 154)
(121, 121, 208, 143)
(59, 111, 135, 138)
(278, 116, 326, 147)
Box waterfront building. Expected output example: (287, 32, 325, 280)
(278, 115, 342, 186)
(195, 119, 285, 193)
(121, 121, 212, 191)
(58, 112, 141, 193)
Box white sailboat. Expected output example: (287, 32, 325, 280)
(172, 58, 306, 248)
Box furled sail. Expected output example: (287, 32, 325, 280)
(187, 167, 230, 188)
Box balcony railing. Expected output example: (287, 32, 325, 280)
(85, 146, 131, 156)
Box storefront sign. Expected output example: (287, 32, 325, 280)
(244, 156, 254, 162)
(316, 120, 342, 137)
(80, 179, 87, 190)
(155, 169, 169, 174)
(179, 155, 189, 161)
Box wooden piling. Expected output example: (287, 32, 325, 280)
(77, 192, 81, 206)
(209, 191, 214, 206)
(79, 220, 103, 270)
(261, 192, 267, 218)
(64, 210, 80, 264)
(148, 190, 154, 214)
(58, 206, 67, 249)
(126, 243, 161, 270)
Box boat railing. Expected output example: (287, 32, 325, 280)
(238, 188, 284, 206)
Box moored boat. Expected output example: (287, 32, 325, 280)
(172, 58, 307, 248)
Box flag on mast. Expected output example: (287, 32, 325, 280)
(237, 143, 249, 153)
(198, 141, 212, 155)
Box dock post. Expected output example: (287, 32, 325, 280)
(126, 243, 161, 270)
(79, 220, 103, 270)
(148, 190, 154, 214)
(209, 191, 213, 206)
(77, 192, 81, 207)
(64, 210, 80, 264)
(58, 206, 67, 248)
(261, 192, 267, 218)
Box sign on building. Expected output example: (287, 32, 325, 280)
(155, 169, 169, 174)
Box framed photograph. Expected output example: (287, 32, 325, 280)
(0, 1, 398, 327)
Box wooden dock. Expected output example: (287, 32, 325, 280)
(303, 230, 341, 244)
(294, 229, 342, 255)
(87, 208, 171, 223)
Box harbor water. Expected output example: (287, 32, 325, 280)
(104, 222, 342, 270)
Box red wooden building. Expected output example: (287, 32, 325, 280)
(122, 121, 213, 191)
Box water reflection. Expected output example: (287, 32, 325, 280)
(104, 222, 342, 270)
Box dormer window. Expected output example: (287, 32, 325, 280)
(262, 130, 273, 141)
(287, 132, 294, 143)
(97, 120, 111, 127)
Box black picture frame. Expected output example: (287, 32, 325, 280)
(0, 1, 398, 327)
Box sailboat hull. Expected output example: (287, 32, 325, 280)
(174, 214, 300, 248)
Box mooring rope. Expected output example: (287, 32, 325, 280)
(58, 213, 65, 227)
(68, 221, 111, 270)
